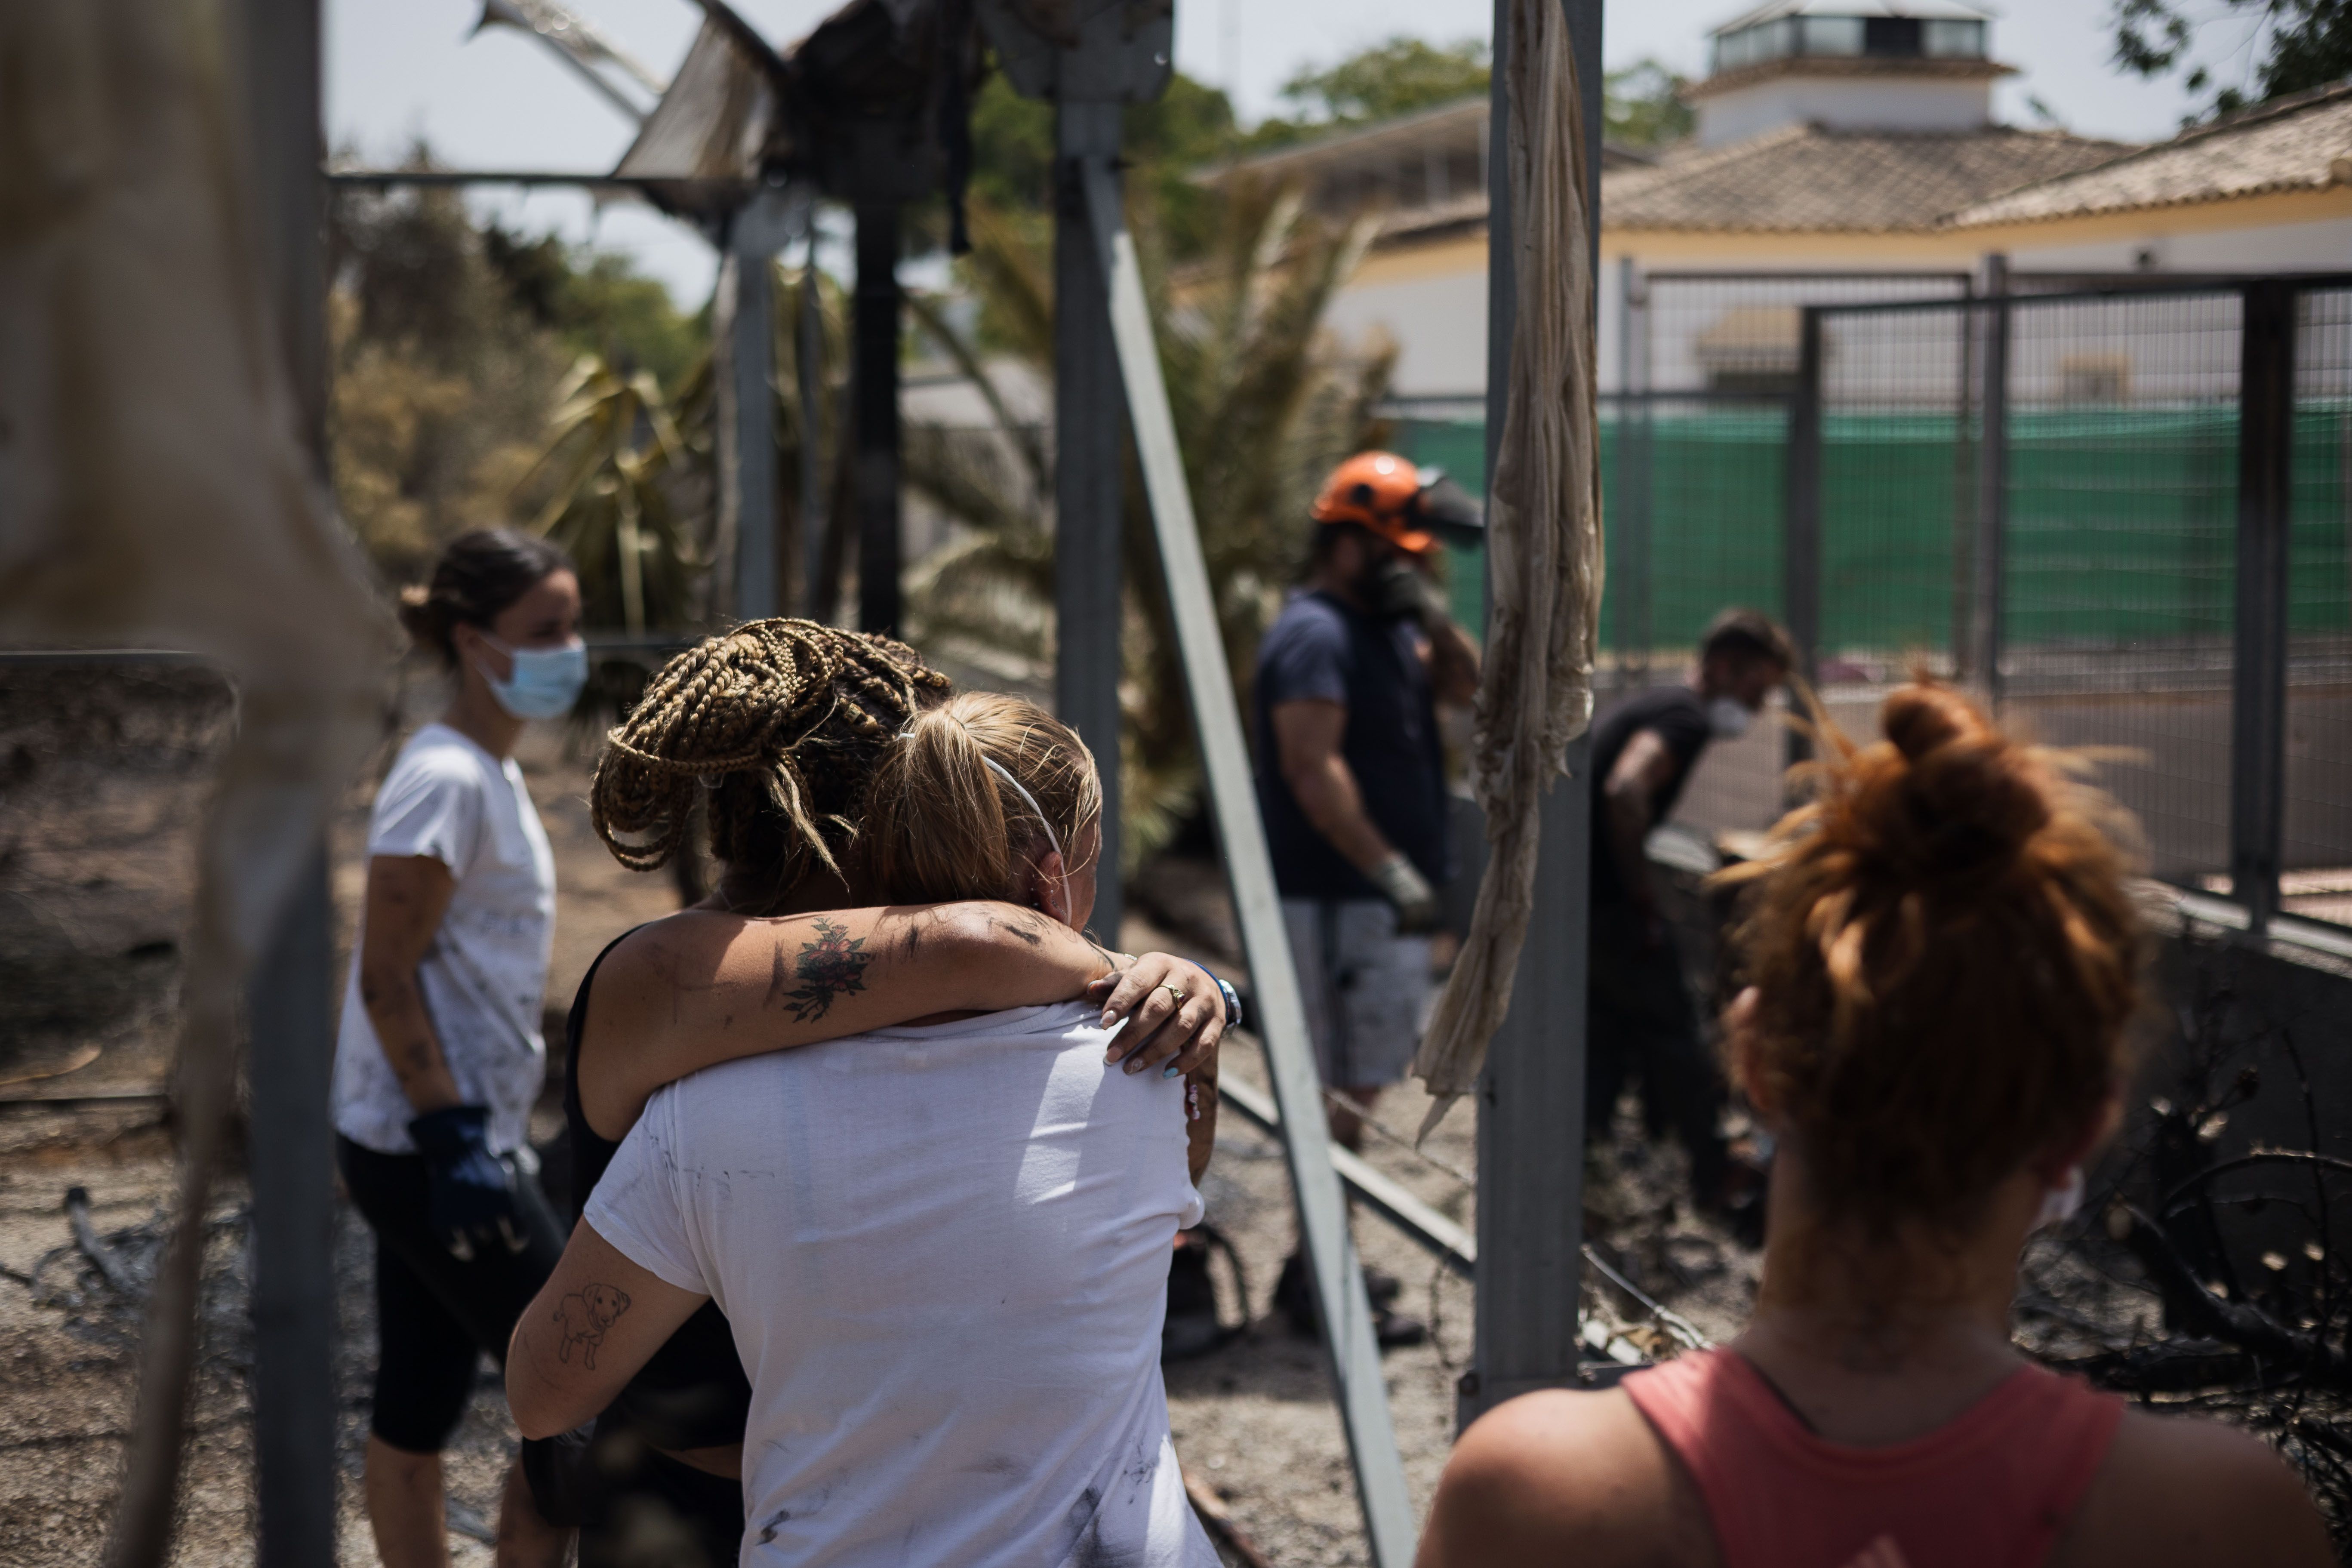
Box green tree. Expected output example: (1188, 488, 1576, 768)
(486, 228, 702, 390)
(2113, 0, 2352, 117)
(328, 161, 566, 582)
(967, 65, 1238, 256)
(1244, 37, 1490, 150)
(328, 143, 708, 587)
(1605, 59, 1694, 148)
(513, 356, 705, 636)
(900, 187, 1393, 864)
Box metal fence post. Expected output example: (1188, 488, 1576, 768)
(1461, 0, 1602, 1428)
(236, 1, 338, 1559)
(1616, 257, 1652, 683)
(2232, 279, 2295, 928)
(1972, 255, 2011, 709)
(1055, 98, 1125, 943)
(1951, 277, 1978, 677)
(1783, 306, 1823, 771)
(855, 188, 903, 637)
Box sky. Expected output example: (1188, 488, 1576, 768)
(326, 0, 2254, 309)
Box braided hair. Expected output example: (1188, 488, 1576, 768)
(590, 621, 951, 894)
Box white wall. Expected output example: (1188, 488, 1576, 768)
(1695, 75, 1992, 145)
(1320, 268, 1491, 400)
(2004, 216, 2352, 276)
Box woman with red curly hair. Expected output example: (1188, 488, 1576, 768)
(1418, 684, 2330, 1568)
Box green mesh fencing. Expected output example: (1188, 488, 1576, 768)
(1397, 405, 2352, 659)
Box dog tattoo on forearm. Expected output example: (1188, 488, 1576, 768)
(554, 1282, 631, 1371)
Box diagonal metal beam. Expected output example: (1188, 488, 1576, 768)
(472, 0, 660, 121)
(1080, 158, 1419, 1568)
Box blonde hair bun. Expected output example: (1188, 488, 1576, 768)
(859, 693, 1100, 908)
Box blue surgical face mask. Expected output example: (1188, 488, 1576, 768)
(474, 634, 588, 721)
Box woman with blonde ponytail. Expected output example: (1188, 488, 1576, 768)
(510, 625, 1226, 1567)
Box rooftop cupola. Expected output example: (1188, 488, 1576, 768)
(1688, 1, 2013, 146)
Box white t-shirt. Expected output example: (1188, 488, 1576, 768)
(332, 723, 556, 1155)
(585, 1000, 1217, 1568)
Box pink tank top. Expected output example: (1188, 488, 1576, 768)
(1622, 1347, 2123, 1568)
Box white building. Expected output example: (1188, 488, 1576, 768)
(1209, 2, 2352, 402)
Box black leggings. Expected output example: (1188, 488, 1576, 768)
(576, 1422, 744, 1568)
(1585, 920, 1728, 1200)
(338, 1135, 566, 1454)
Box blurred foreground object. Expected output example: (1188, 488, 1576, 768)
(0, 3, 389, 1563)
(1412, 0, 1602, 1135)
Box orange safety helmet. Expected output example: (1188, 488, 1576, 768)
(1311, 451, 1481, 556)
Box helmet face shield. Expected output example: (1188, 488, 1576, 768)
(1412, 473, 1485, 546)
(1311, 452, 1484, 556)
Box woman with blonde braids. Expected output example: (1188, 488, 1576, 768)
(517, 624, 1228, 1566)
(1418, 683, 2330, 1568)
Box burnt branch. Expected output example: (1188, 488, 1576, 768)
(2161, 1152, 2352, 1217)
(2115, 1206, 2352, 1392)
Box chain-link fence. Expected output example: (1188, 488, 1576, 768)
(1393, 271, 2352, 928)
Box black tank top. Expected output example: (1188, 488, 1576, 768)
(563, 927, 754, 1451)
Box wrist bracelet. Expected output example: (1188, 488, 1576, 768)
(1213, 975, 1244, 1030)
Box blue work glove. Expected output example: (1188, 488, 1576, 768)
(408, 1104, 525, 1261)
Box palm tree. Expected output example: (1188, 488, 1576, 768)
(903, 183, 1395, 864)
(516, 354, 706, 635)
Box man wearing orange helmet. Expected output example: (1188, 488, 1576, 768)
(1251, 450, 1480, 1348)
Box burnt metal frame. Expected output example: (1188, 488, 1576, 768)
(1056, 99, 1127, 943)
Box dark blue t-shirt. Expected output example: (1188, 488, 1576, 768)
(1253, 590, 1450, 901)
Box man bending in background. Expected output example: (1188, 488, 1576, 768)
(1586, 608, 1791, 1220)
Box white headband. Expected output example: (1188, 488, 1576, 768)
(982, 755, 1062, 864)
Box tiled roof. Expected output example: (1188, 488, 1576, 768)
(1600, 123, 2136, 232)
(1946, 81, 2352, 227)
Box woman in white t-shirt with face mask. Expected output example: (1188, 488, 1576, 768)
(508, 693, 1222, 1568)
(332, 527, 587, 1568)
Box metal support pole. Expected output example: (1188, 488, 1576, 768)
(1056, 99, 1126, 944)
(1972, 254, 2011, 709)
(1081, 160, 1416, 1568)
(247, 848, 337, 1568)
(236, 0, 336, 1557)
(1784, 307, 1824, 773)
(799, 241, 828, 619)
(1460, 0, 1603, 1428)
(2232, 279, 2295, 928)
(731, 227, 779, 623)
(855, 199, 903, 637)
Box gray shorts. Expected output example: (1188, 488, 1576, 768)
(1281, 898, 1433, 1092)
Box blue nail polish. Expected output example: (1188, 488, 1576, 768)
(1162, 1063, 1181, 1079)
